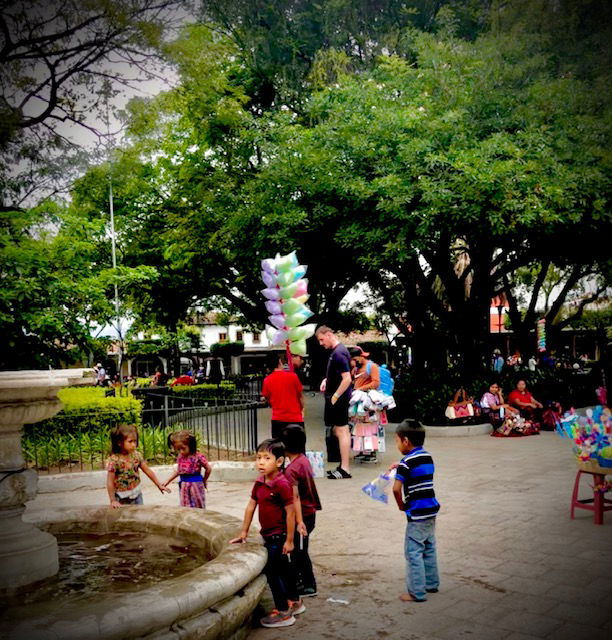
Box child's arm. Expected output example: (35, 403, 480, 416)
(283, 502, 296, 554)
(163, 469, 179, 488)
(107, 470, 121, 509)
(140, 460, 171, 493)
(230, 498, 257, 543)
(292, 485, 307, 537)
(392, 478, 405, 512)
(202, 462, 212, 489)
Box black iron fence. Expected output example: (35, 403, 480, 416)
(24, 398, 261, 474)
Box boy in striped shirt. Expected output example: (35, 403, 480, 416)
(392, 419, 440, 602)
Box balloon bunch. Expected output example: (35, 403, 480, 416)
(261, 251, 316, 364)
(536, 318, 546, 353)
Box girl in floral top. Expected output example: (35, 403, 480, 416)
(164, 430, 212, 509)
(106, 424, 170, 508)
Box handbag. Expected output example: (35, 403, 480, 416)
(325, 426, 341, 463)
(446, 388, 475, 420)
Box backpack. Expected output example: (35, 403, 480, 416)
(365, 361, 395, 395)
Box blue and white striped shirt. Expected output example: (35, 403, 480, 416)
(396, 447, 440, 521)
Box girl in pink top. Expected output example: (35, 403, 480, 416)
(164, 430, 212, 508)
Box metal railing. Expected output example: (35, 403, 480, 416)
(24, 399, 261, 475)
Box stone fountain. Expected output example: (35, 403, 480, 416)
(0, 369, 267, 640)
(0, 368, 95, 589)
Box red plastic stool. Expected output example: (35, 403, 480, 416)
(570, 467, 612, 525)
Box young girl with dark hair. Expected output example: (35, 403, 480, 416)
(106, 424, 170, 508)
(163, 430, 212, 508)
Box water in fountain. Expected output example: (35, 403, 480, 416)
(1, 530, 210, 608)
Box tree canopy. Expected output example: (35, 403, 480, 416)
(3, 0, 611, 371)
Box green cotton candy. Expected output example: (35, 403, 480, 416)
(276, 251, 298, 272)
(282, 298, 304, 315)
(276, 270, 297, 287)
(285, 309, 314, 327)
(288, 323, 316, 341)
(279, 282, 299, 299)
(289, 339, 307, 356)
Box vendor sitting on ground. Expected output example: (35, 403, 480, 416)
(508, 379, 543, 423)
(480, 382, 517, 426)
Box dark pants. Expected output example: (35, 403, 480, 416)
(294, 513, 316, 593)
(263, 534, 299, 611)
(271, 420, 305, 440)
(115, 492, 143, 505)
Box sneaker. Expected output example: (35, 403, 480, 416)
(300, 587, 317, 598)
(260, 609, 296, 628)
(288, 599, 306, 615)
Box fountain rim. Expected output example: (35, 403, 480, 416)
(7, 505, 267, 640)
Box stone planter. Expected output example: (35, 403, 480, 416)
(423, 422, 493, 437)
(4, 506, 267, 640)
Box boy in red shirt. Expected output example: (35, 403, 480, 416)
(282, 424, 322, 598)
(230, 439, 304, 628)
(262, 353, 305, 439)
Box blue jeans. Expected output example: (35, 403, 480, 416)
(404, 518, 439, 600)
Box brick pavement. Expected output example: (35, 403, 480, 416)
(25, 393, 612, 640)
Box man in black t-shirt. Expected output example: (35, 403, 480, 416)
(316, 325, 353, 479)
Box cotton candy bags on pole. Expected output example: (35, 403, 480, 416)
(259, 251, 314, 359)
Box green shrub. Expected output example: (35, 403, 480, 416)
(169, 383, 237, 400)
(25, 386, 142, 439)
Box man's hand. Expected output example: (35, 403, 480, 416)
(320, 378, 326, 392)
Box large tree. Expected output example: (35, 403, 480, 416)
(0, 201, 156, 369)
(239, 31, 611, 371)
(35, 2, 610, 374)
(0, 0, 188, 210)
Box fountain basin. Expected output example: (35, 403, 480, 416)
(2, 506, 267, 640)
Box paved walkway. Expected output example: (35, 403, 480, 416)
(26, 394, 612, 640)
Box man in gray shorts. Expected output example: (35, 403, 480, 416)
(316, 325, 353, 479)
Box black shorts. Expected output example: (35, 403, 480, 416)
(324, 396, 349, 427)
(271, 420, 305, 440)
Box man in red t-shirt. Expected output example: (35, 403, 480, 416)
(508, 379, 543, 422)
(262, 352, 305, 439)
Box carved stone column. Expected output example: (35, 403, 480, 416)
(0, 370, 94, 589)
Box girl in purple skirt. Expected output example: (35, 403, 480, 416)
(164, 430, 212, 508)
